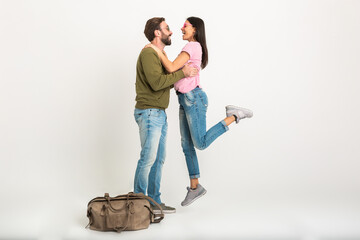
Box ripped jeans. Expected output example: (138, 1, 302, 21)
(177, 87, 228, 179)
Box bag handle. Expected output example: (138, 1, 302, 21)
(105, 192, 164, 223)
(103, 193, 131, 232)
(104, 193, 135, 213)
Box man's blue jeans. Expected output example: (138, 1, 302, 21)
(178, 87, 229, 179)
(134, 108, 167, 204)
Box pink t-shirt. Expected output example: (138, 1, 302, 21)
(174, 41, 202, 93)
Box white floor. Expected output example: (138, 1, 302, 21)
(2, 188, 360, 240)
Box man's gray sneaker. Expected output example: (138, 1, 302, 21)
(151, 203, 176, 214)
(225, 105, 253, 123)
(181, 184, 207, 206)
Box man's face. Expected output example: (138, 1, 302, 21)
(159, 21, 172, 45)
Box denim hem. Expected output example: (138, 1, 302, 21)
(190, 174, 200, 179)
(220, 120, 229, 131)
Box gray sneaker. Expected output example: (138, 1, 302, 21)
(181, 184, 207, 206)
(225, 105, 253, 123)
(151, 203, 176, 214)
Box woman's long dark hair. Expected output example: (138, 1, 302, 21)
(187, 17, 208, 69)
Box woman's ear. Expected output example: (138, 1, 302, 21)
(193, 30, 197, 38)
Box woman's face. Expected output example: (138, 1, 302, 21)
(181, 20, 196, 41)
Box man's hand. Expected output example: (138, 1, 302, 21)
(182, 63, 198, 77)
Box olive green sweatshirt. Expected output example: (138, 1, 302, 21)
(135, 48, 185, 110)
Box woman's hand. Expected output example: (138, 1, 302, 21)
(143, 43, 153, 49)
(143, 44, 162, 55)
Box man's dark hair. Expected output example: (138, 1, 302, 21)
(144, 17, 165, 42)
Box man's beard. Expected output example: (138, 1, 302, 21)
(161, 34, 172, 45)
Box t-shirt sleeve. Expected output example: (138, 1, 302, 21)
(181, 42, 195, 58)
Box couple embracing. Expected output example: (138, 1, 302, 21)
(133, 17, 253, 214)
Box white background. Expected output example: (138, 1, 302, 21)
(1, 0, 360, 239)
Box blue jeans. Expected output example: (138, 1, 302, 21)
(178, 87, 228, 179)
(134, 108, 167, 204)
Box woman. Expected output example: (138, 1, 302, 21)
(146, 17, 253, 206)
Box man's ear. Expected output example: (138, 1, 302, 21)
(155, 29, 161, 37)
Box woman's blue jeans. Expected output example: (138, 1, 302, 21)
(177, 87, 228, 179)
(133, 108, 167, 204)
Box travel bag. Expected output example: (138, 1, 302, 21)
(86, 192, 164, 232)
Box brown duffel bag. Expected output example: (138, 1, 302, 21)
(86, 192, 164, 232)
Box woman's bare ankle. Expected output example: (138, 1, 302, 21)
(190, 179, 199, 189)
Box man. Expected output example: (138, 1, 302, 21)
(134, 17, 197, 214)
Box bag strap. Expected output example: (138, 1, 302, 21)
(142, 194, 164, 223)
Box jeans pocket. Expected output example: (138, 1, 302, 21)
(149, 109, 161, 117)
(134, 111, 143, 123)
(184, 91, 196, 105)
